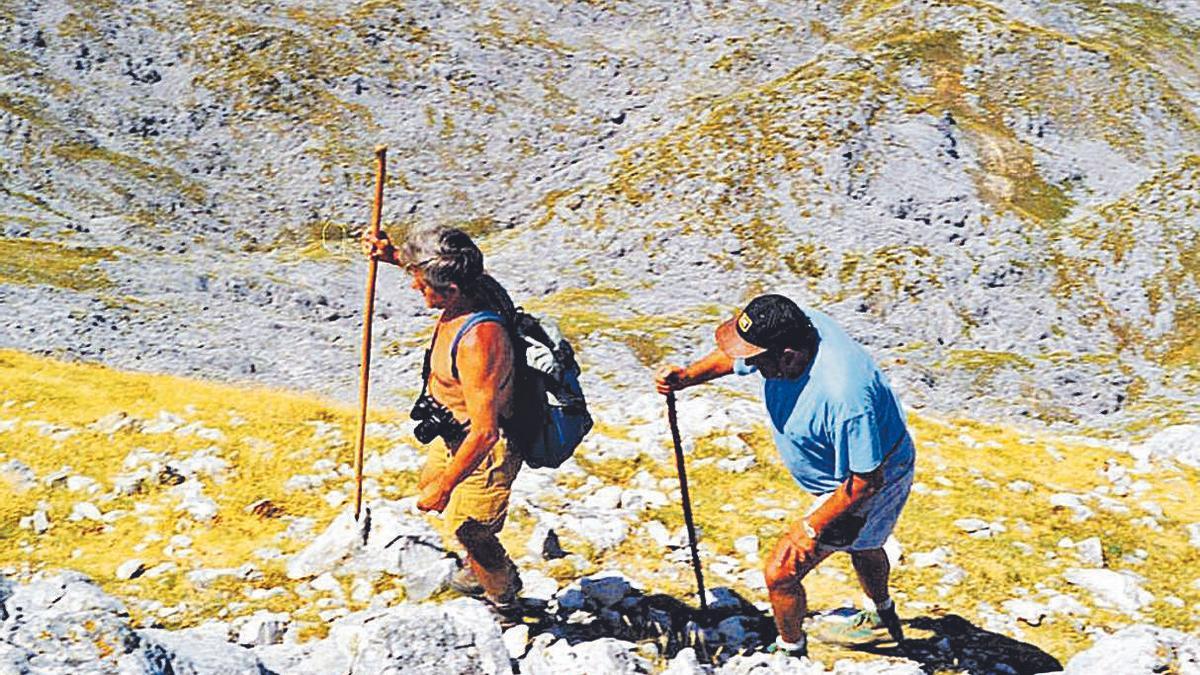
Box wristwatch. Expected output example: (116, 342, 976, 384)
(802, 519, 818, 540)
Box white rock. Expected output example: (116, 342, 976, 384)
(18, 510, 51, 534)
(116, 559, 146, 580)
(1074, 537, 1105, 567)
(65, 475, 99, 493)
(144, 562, 178, 578)
(912, 546, 952, 568)
(717, 456, 756, 473)
(1186, 523, 1200, 549)
(311, 573, 343, 596)
(69, 502, 103, 522)
(1064, 624, 1200, 674)
(1046, 593, 1092, 617)
(734, 535, 760, 560)
(236, 610, 290, 646)
(519, 569, 560, 602)
(1002, 598, 1049, 626)
(643, 520, 671, 548)
(583, 485, 623, 510)
(1063, 568, 1154, 614)
(502, 624, 530, 659)
(1049, 493, 1095, 522)
(1130, 425, 1200, 468)
(953, 518, 990, 533)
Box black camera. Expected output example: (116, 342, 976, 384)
(410, 394, 468, 447)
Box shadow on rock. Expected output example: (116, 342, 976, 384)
(845, 613, 1062, 674)
(512, 577, 777, 666)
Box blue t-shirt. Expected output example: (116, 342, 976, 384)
(734, 307, 912, 494)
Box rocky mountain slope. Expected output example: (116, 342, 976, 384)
(2, 0, 1200, 672)
(0, 0, 1196, 433)
(1, 351, 1199, 673)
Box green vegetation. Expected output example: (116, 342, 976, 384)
(0, 238, 114, 291)
(49, 142, 205, 203)
(3, 352, 1199, 662)
(525, 288, 721, 367)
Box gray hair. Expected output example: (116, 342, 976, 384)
(400, 226, 516, 320)
(399, 226, 485, 294)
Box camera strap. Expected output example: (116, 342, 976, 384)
(420, 323, 441, 400)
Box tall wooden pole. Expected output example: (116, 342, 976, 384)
(667, 391, 707, 612)
(354, 145, 387, 521)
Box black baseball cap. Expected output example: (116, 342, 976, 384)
(716, 294, 815, 358)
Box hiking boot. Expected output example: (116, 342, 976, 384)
(448, 565, 485, 597)
(484, 578, 526, 629)
(813, 606, 905, 645)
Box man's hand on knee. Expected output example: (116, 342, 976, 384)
(765, 522, 823, 592)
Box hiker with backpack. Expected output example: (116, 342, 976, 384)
(655, 294, 915, 657)
(362, 225, 592, 618)
(362, 225, 527, 615)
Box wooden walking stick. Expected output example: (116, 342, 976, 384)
(354, 145, 387, 521)
(666, 391, 708, 612)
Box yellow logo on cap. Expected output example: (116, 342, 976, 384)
(737, 312, 753, 333)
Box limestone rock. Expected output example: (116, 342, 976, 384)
(1064, 624, 1200, 674)
(1063, 568, 1153, 614)
(139, 628, 269, 674)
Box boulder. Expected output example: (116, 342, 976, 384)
(337, 599, 509, 674)
(285, 500, 454, 600)
(1064, 624, 1200, 674)
(521, 637, 649, 675)
(1063, 568, 1153, 614)
(140, 628, 269, 674)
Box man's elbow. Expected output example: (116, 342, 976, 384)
(849, 470, 884, 498)
(472, 424, 502, 448)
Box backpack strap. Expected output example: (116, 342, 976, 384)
(450, 311, 506, 380)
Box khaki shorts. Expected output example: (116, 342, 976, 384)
(424, 439, 521, 539)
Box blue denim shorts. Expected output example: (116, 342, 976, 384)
(805, 435, 915, 552)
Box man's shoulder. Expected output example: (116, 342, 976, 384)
(451, 315, 512, 360)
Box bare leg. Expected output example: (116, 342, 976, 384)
(849, 548, 890, 605)
(765, 529, 832, 643)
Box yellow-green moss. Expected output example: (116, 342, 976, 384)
(0, 238, 114, 291)
(49, 143, 205, 203)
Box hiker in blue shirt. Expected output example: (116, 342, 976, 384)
(656, 294, 915, 657)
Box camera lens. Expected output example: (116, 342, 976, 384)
(413, 419, 439, 444)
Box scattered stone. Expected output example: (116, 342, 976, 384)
(734, 535, 760, 560)
(116, 559, 146, 581)
(502, 623, 530, 659)
(1129, 425, 1200, 468)
(1003, 599, 1050, 626)
(1006, 480, 1034, 493)
(1074, 537, 1105, 567)
(236, 610, 290, 646)
(580, 573, 633, 609)
(1064, 624, 1200, 674)
(69, 501, 103, 522)
(18, 509, 50, 534)
(1064, 568, 1154, 614)
(1049, 494, 1095, 522)
(912, 546, 952, 568)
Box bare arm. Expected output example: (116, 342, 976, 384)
(805, 465, 884, 536)
(435, 322, 511, 493)
(655, 348, 736, 394)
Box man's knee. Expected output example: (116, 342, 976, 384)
(764, 557, 803, 595)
